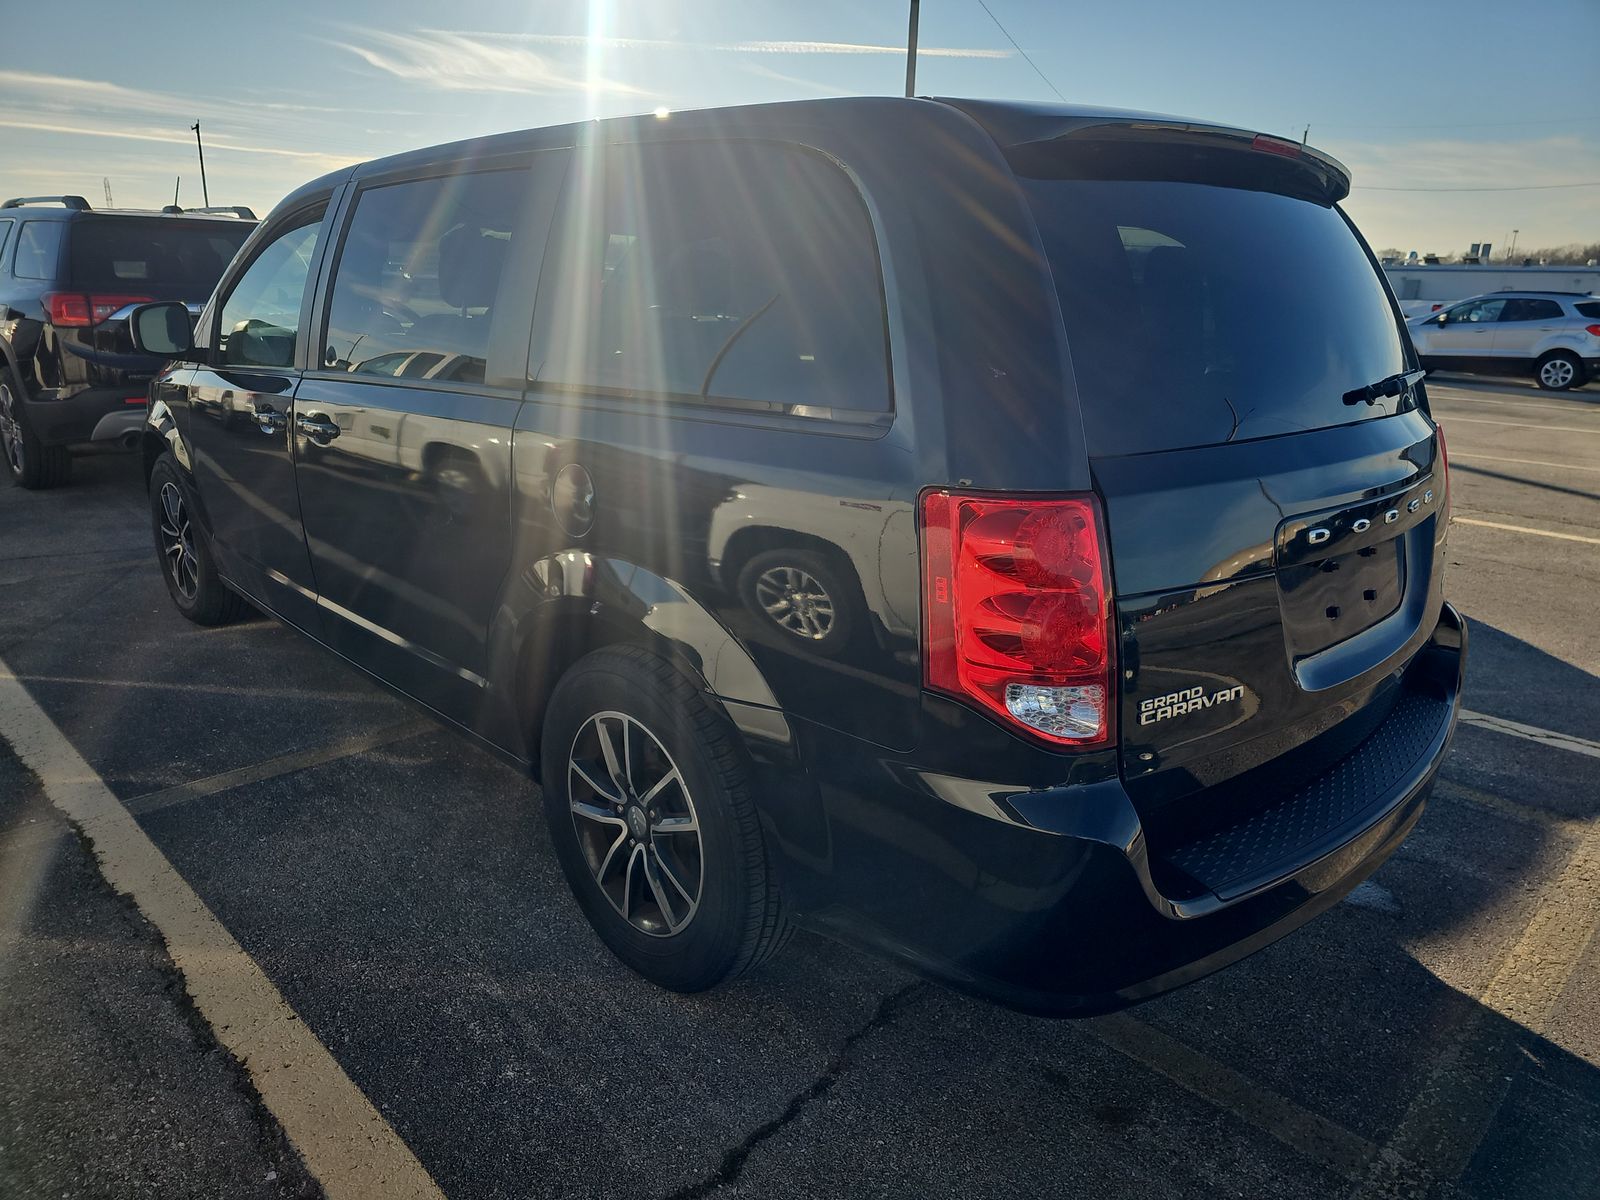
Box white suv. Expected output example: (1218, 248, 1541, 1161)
(1408, 291, 1600, 390)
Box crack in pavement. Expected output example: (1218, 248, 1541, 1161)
(663, 981, 928, 1200)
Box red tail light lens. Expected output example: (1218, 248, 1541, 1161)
(43, 292, 153, 327)
(921, 491, 1116, 748)
(1585, 324, 1600, 338)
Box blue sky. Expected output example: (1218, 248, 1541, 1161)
(2, 0, 1595, 254)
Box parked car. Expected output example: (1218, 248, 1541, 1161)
(0, 196, 255, 487)
(1408, 290, 1600, 390)
(131, 98, 1463, 1015)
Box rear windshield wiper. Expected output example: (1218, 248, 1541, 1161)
(1343, 368, 1425, 407)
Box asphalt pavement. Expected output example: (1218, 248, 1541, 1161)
(1, 373, 1597, 1200)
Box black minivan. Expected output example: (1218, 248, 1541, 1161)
(132, 98, 1464, 1015)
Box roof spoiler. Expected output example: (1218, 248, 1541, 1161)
(2, 195, 91, 211)
(935, 102, 1352, 204)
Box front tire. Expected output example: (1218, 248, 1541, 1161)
(1536, 351, 1584, 391)
(540, 646, 789, 992)
(1, 377, 71, 490)
(149, 452, 247, 625)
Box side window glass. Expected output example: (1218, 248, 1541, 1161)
(0, 219, 14, 269)
(14, 221, 64, 280)
(1526, 299, 1562, 321)
(532, 141, 890, 412)
(322, 169, 527, 386)
(218, 215, 324, 368)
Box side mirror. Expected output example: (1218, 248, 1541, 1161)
(128, 301, 194, 357)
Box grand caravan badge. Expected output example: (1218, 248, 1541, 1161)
(1139, 684, 1246, 725)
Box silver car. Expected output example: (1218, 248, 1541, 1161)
(1407, 291, 1600, 390)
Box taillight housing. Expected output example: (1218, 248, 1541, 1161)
(921, 490, 1117, 749)
(1585, 324, 1600, 338)
(43, 292, 153, 328)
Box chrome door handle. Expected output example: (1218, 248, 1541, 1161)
(295, 413, 340, 443)
(254, 407, 288, 434)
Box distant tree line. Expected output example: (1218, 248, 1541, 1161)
(1375, 243, 1599, 265)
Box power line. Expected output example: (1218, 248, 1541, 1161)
(976, 0, 1066, 103)
(1353, 180, 1600, 192)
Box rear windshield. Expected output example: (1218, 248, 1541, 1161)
(67, 218, 252, 294)
(1576, 301, 1600, 320)
(1021, 173, 1410, 456)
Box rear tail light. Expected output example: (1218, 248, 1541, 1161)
(921, 491, 1116, 748)
(1585, 324, 1600, 338)
(1431, 304, 1444, 312)
(42, 292, 153, 328)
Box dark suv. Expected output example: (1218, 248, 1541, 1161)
(131, 98, 1465, 1014)
(0, 196, 254, 488)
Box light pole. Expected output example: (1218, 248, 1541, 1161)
(191, 121, 209, 207)
(905, 0, 920, 98)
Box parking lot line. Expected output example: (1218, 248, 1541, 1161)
(1458, 710, 1600, 760)
(125, 718, 434, 817)
(1431, 392, 1600, 416)
(1435, 415, 1600, 435)
(1452, 517, 1600, 546)
(0, 662, 447, 1200)
(1089, 1013, 1377, 1181)
(1349, 802, 1600, 1198)
(1448, 452, 1600, 475)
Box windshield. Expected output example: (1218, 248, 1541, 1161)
(67, 218, 253, 295)
(1022, 176, 1411, 456)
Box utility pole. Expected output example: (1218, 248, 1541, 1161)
(173, 176, 181, 208)
(102, 177, 113, 207)
(905, 0, 920, 98)
(1508, 229, 1519, 263)
(191, 121, 209, 207)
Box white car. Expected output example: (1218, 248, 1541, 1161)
(1407, 291, 1600, 390)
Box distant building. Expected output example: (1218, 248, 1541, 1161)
(1383, 262, 1600, 315)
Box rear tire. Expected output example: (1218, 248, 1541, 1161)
(1536, 351, 1583, 391)
(540, 646, 789, 991)
(1, 378, 71, 490)
(149, 452, 247, 625)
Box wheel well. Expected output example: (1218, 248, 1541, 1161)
(141, 429, 167, 486)
(717, 526, 852, 594)
(1538, 348, 1580, 362)
(513, 604, 713, 773)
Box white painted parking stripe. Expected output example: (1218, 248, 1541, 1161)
(1452, 517, 1600, 545)
(1459, 709, 1600, 761)
(0, 662, 447, 1200)
(1432, 392, 1600, 416)
(1436, 415, 1600, 435)
(1449, 452, 1600, 475)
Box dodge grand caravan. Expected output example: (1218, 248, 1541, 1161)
(131, 98, 1464, 1015)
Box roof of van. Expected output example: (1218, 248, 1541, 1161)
(276, 96, 1352, 215)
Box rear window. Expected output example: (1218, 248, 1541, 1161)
(1576, 301, 1600, 320)
(67, 218, 252, 294)
(1021, 172, 1410, 456)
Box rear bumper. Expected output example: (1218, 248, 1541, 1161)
(23, 385, 148, 447)
(777, 603, 1465, 1015)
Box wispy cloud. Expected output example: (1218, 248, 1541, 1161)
(0, 115, 353, 169)
(739, 63, 857, 99)
(333, 30, 652, 96)
(419, 30, 1010, 59)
